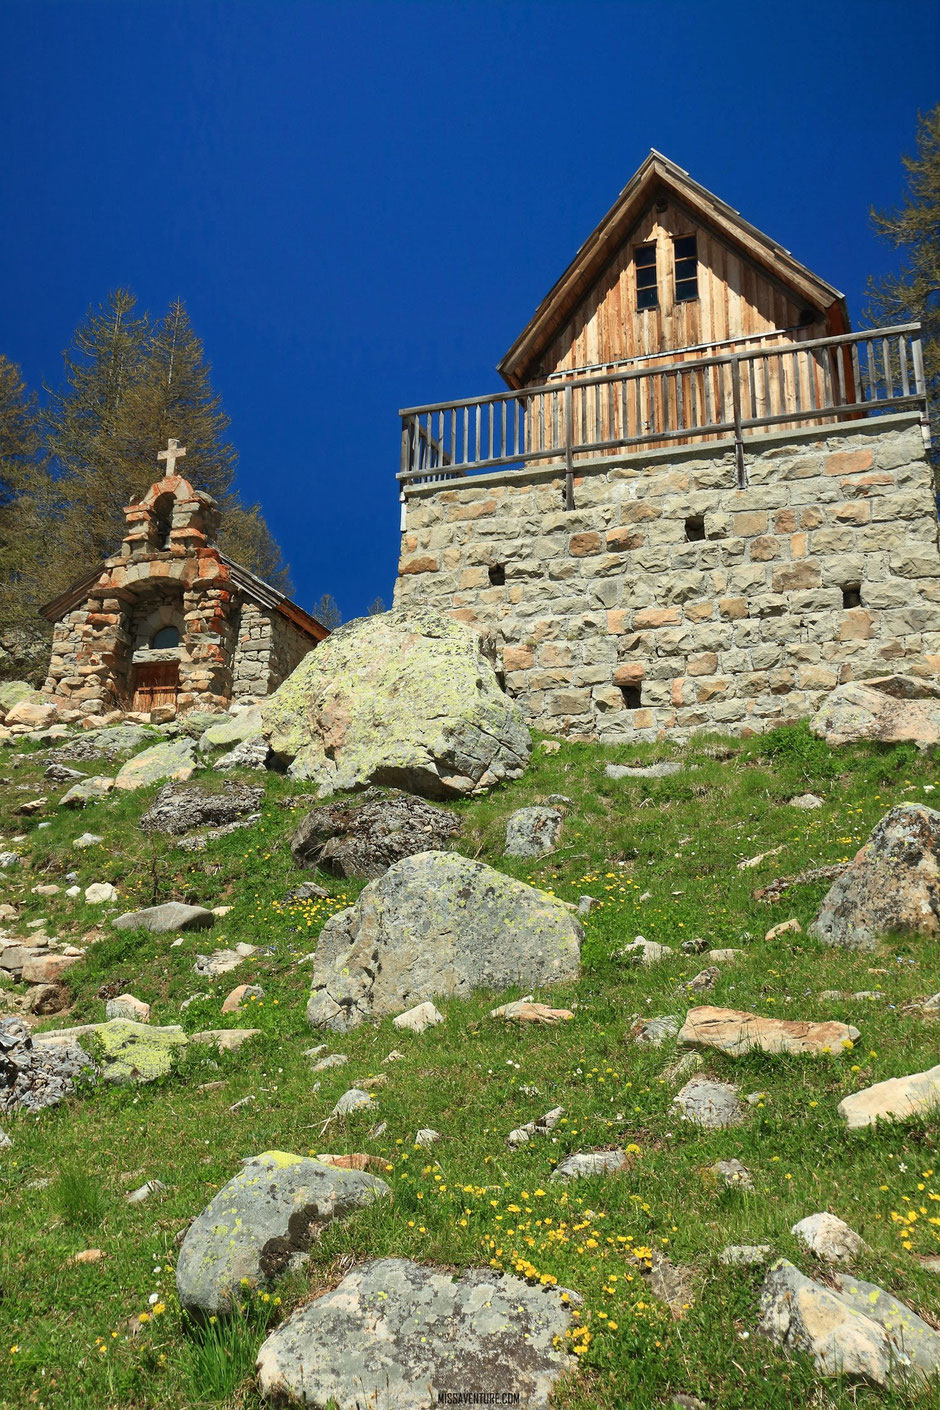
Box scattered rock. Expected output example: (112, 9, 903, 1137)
(306, 852, 581, 1032)
(551, 1149, 629, 1182)
(393, 1001, 444, 1035)
(616, 938, 674, 967)
(84, 882, 118, 904)
(765, 918, 801, 942)
(255, 1257, 571, 1408)
(633, 1015, 681, 1047)
(489, 999, 573, 1024)
(200, 707, 264, 752)
(0, 1017, 97, 1114)
(576, 895, 598, 917)
(648, 1251, 695, 1315)
(360, 1074, 387, 1090)
(4, 700, 57, 729)
(790, 793, 824, 809)
(737, 846, 784, 871)
(176, 1151, 390, 1315)
(291, 789, 461, 880)
(710, 1158, 753, 1190)
(91, 1020, 188, 1084)
(838, 1064, 940, 1130)
(673, 1077, 747, 1129)
(680, 936, 710, 955)
(139, 780, 264, 834)
(190, 1029, 261, 1053)
(48, 724, 157, 764)
(811, 804, 940, 951)
(315, 1153, 393, 1174)
(755, 864, 850, 904)
(504, 806, 563, 859)
(605, 761, 682, 779)
(758, 1259, 940, 1386)
(105, 994, 151, 1023)
(67, 1248, 105, 1264)
(193, 944, 257, 979)
(791, 1212, 865, 1263)
(720, 1245, 770, 1266)
(285, 881, 330, 903)
(507, 1106, 564, 1148)
(311, 1053, 348, 1072)
(73, 832, 103, 849)
(0, 852, 20, 869)
(707, 948, 741, 964)
(114, 902, 215, 935)
(214, 737, 271, 771)
(540, 740, 561, 754)
(221, 984, 264, 1014)
(810, 675, 940, 747)
(414, 1128, 440, 1147)
(25, 983, 71, 1015)
(114, 738, 197, 791)
(332, 1088, 373, 1117)
(678, 1006, 860, 1058)
(126, 1178, 166, 1204)
(678, 966, 720, 995)
(21, 953, 82, 984)
(59, 775, 114, 808)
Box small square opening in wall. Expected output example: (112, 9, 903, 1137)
(685, 515, 706, 542)
(488, 564, 505, 587)
(842, 583, 862, 609)
(620, 684, 642, 709)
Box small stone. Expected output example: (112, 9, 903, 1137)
(73, 833, 103, 848)
(126, 1178, 166, 1204)
(21, 953, 82, 984)
(489, 999, 573, 1024)
(105, 994, 151, 1023)
(84, 882, 118, 904)
(709, 1158, 753, 1190)
(679, 966, 720, 995)
(765, 918, 802, 942)
(193, 943, 257, 979)
(504, 805, 563, 858)
(678, 1006, 860, 1058)
(838, 1064, 940, 1129)
(114, 902, 214, 935)
(59, 776, 114, 808)
(616, 938, 674, 967)
(507, 1105, 564, 1148)
(190, 1028, 261, 1053)
(393, 1001, 444, 1035)
(32, 883, 60, 896)
(791, 1212, 865, 1263)
(360, 1074, 388, 1090)
(551, 1149, 629, 1182)
(707, 948, 742, 963)
(65, 885, 80, 898)
(303, 1044, 328, 1061)
(680, 936, 710, 955)
(0, 853, 21, 869)
(415, 1128, 440, 1146)
(576, 895, 598, 916)
(606, 761, 682, 779)
(719, 1244, 770, 1266)
(67, 1248, 105, 1264)
(384, 1050, 405, 1062)
(332, 1088, 374, 1117)
(633, 1015, 681, 1047)
(312, 1053, 348, 1072)
(221, 983, 264, 1014)
(790, 793, 824, 809)
(673, 1077, 747, 1129)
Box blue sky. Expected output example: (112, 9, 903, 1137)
(2, 0, 938, 617)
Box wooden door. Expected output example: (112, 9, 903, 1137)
(131, 662, 180, 712)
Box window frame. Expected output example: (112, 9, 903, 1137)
(634, 241, 659, 312)
(673, 233, 699, 304)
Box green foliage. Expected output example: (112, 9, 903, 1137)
(52, 1165, 108, 1230)
(181, 1300, 271, 1404)
(312, 592, 342, 630)
(752, 720, 843, 780)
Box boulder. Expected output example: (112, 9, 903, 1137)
(199, 706, 264, 751)
(290, 789, 461, 880)
(20, 953, 82, 985)
(838, 1064, 940, 1130)
(0, 680, 37, 714)
(811, 804, 940, 950)
(85, 882, 117, 904)
(214, 738, 271, 771)
(393, 1001, 444, 1035)
(4, 699, 57, 729)
(673, 1077, 747, 1129)
(504, 806, 563, 858)
(176, 1151, 390, 1316)
(89, 1019, 188, 1084)
(47, 724, 157, 763)
(605, 761, 682, 779)
(550, 1149, 629, 1182)
(139, 779, 264, 834)
(810, 675, 940, 747)
(678, 1006, 860, 1058)
(255, 1259, 570, 1409)
(758, 1259, 940, 1386)
(261, 606, 531, 798)
(0, 1016, 97, 1114)
(306, 852, 581, 1032)
(58, 775, 114, 807)
(113, 738, 197, 791)
(105, 994, 151, 1022)
(114, 902, 215, 935)
(791, 1212, 864, 1263)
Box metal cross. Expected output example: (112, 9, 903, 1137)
(157, 437, 187, 475)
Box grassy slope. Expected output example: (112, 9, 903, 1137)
(0, 725, 938, 1410)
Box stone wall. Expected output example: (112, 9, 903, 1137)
(393, 413, 940, 741)
(231, 601, 316, 700)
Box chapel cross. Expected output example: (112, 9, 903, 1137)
(158, 437, 187, 476)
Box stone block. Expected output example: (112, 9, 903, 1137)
(634, 607, 681, 629)
(734, 511, 768, 537)
(546, 689, 591, 716)
(749, 536, 779, 561)
(687, 653, 718, 676)
(826, 449, 874, 475)
(772, 561, 821, 592)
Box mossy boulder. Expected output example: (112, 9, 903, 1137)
(0, 681, 38, 714)
(113, 738, 197, 791)
(89, 1020, 188, 1084)
(307, 850, 582, 1031)
(199, 706, 263, 752)
(261, 606, 530, 798)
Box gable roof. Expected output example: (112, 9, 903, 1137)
(497, 150, 850, 389)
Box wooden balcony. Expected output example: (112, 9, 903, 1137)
(399, 324, 929, 506)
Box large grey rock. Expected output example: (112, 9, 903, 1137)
(758, 1259, 940, 1386)
(811, 804, 940, 951)
(791, 1212, 864, 1263)
(199, 706, 263, 751)
(176, 1151, 390, 1316)
(261, 606, 531, 798)
(90, 1020, 188, 1084)
(673, 1077, 747, 1129)
(113, 902, 215, 934)
(504, 806, 563, 858)
(47, 724, 157, 763)
(214, 737, 271, 771)
(255, 1257, 571, 1408)
(838, 1064, 940, 1129)
(606, 761, 683, 779)
(114, 738, 197, 790)
(58, 775, 114, 807)
(306, 851, 581, 1031)
(0, 1016, 97, 1114)
(290, 788, 461, 879)
(139, 780, 264, 835)
(810, 675, 940, 747)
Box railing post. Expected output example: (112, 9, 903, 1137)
(912, 333, 933, 452)
(564, 382, 575, 511)
(400, 418, 411, 484)
(731, 356, 746, 488)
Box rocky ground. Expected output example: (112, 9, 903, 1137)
(0, 687, 939, 1409)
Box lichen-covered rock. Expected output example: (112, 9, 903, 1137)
(0, 1017, 97, 1114)
(58, 775, 114, 807)
(255, 1257, 571, 1408)
(176, 1151, 390, 1316)
(504, 806, 563, 858)
(673, 1077, 747, 1129)
(0, 680, 37, 714)
(291, 788, 462, 879)
(758, 1259, 940, 1386)
(113, 738, 197, 791)
(791, 1212, 864, 1263)
(139, 780, 264, 834)
(811, 804, 940, 950)
(47, 724, 158, 763)
(90, 1019, 188, 1084)
(306, 851, 581, 1032)
(261, 606, 531, 798)
(810, 675, 940, 747)
(114, 902, 215, 934)
(199, 706, 263, 751)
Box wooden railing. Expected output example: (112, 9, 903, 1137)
(398, 324, 928, 505)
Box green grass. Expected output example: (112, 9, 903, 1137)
(51, 1164, 108, 1230)
(0, 722, 938, 1408)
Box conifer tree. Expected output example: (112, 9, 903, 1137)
(312, 593, 342, 630)
(0, 355, 48, 667)
(866, 105, 940, 461)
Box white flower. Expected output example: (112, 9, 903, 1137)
(148, 1293, 159, 1305)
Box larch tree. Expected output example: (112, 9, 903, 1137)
(866, 105, 940, 466)
(312, 593, 342, 630)
(0, 355, 49, 676)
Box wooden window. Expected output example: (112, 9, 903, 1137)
(634, 243, 658, 311)
(674, 234, 698, 303)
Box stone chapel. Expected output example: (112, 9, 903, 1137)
(40, 441, 327, 717)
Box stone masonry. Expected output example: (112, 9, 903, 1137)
(394, 414, 940, 741)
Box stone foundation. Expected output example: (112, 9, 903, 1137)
(394, 413, 940, 741)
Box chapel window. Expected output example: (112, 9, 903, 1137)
(635, 243, 658, 311)
(674, 235, 699, 303)
(151, 625, 181, 650)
